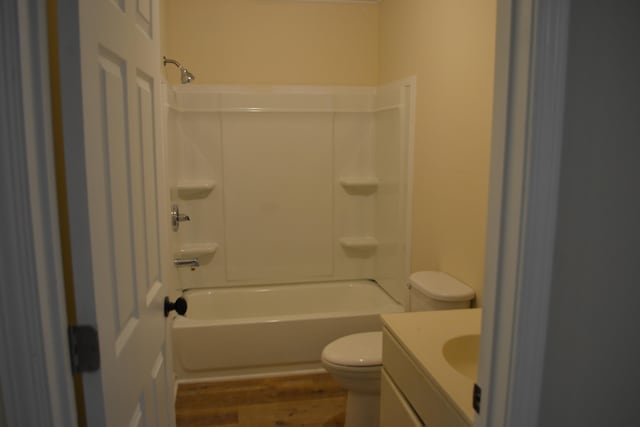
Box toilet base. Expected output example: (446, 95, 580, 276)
(344, 391, 380, 427)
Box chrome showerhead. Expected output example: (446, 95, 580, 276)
(180, 68, 195, 84)
(163, 56, 195, 84)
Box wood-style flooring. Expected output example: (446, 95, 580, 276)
(175, 373, 347, 427)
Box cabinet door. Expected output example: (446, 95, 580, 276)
(380, 369, 425, 427)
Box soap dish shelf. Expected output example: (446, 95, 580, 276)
(174, 243, 218, 259)
(339, 236, 378, 251)
(339, 177, 378, 194)
(175, 180, 216, 198)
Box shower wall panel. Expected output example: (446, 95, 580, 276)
(333, 112, 376, 279)
(374, 79, 414, 303)
(222, 113, 334, 281)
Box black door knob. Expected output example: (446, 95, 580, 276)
(164, 296, 188, 317)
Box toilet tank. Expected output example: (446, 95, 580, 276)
(408, 271, 475, 311)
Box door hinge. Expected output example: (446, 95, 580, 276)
(473, 383, 482, 414)
(68, 325, 100, 373)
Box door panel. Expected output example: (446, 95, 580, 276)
(65, 0, 170, 425)
(136, 74, 162, 289)
(149, 351, 170, 427)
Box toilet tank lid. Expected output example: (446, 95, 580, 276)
(409, 271, 475, 302)
(321, 332, 382, 367)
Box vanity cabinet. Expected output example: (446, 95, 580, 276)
(381, 312, 477, 427)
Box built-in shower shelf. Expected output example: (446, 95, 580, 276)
(174, 243, 218, 259)
(339, 236, 378, 251)
(339, 177, 379, 194)
(175, 180, 216, 198)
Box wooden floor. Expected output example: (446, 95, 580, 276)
(175, 373, 347, 427)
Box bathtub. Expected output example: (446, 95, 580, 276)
(172, 280, 404, 379)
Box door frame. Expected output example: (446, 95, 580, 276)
(0, 0, 77, 425)
(475, 0, 570, 425)
(0, 0, 571, 425)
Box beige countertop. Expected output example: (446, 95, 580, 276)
(382, 308, 482, 424)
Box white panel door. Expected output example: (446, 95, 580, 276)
(64, 0, 172, 425)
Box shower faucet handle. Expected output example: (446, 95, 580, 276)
(171, 204, 191, 231)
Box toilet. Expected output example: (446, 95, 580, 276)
(321, 271, 475, 427)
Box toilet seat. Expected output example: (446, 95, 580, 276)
(321, 332, 382, 367)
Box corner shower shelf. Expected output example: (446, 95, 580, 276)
(339, 236, 378, 251)
(339, 177, 379, 194)
(174, 243, 218, 259)
(175, 180, 216, 198)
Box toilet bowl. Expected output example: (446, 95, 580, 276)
(321, 332, 382, 427)
(321, 271, 475, 427)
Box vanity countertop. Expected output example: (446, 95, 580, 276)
(381, 308, 482, 424)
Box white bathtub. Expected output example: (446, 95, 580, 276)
(172, 280, 404, 379)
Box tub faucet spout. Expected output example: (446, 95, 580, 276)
(173, 258, 200, 268)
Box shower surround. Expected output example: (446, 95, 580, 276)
(165, 81, 414, 378)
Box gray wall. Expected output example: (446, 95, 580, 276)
(538, 1, 640, 425)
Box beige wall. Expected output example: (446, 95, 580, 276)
(160, 0, 169, 60)
(163, 0, 378, 85)
(379, 0, 496, 305)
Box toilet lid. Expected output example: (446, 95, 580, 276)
(322, 331, 382, 367)
(409, 271, 475, 302)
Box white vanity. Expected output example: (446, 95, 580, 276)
(380, 309, 481, 427)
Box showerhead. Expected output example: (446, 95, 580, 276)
(163, 56, 195, 84)
(180, 68, 195, 84)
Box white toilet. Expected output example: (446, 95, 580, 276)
(321, 271, 475, 427)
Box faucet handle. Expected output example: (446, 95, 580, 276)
(171, 204, 191, 231)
